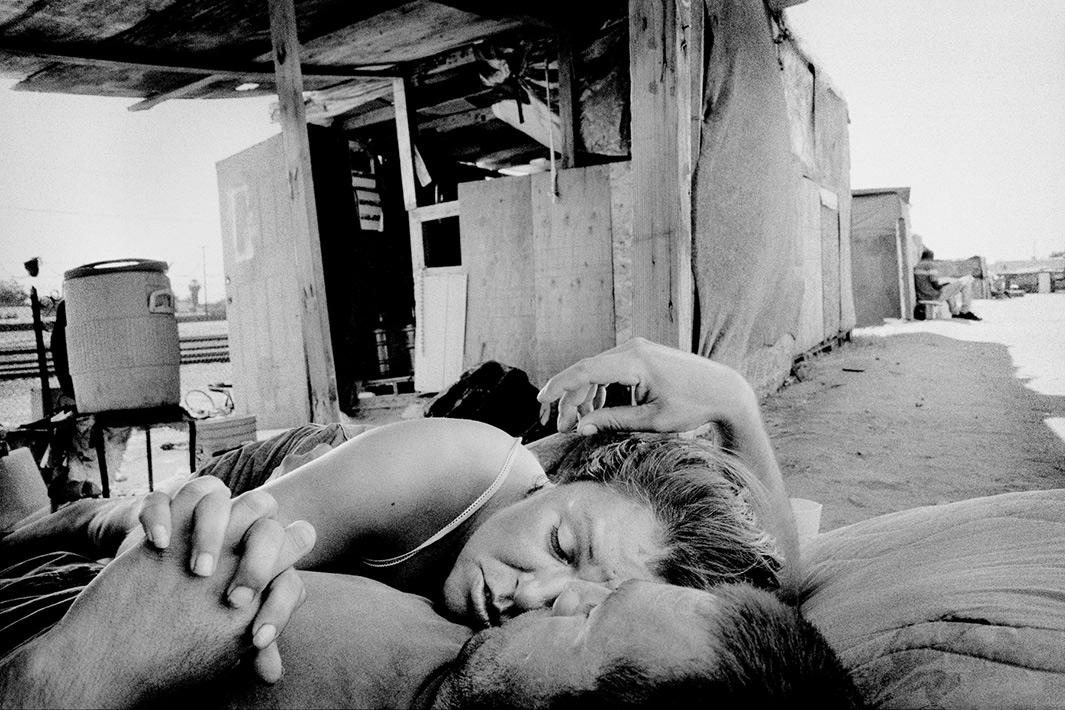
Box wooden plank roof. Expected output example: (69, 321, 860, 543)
(0, 1, 614, 100)
(0, 1, 627, 173)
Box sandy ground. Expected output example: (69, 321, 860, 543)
(768, 293, 1065, 532)
(9, 296, 1064, 532)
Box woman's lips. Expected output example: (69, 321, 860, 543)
(484, 583, 502, 627)
(471, 566, 492, 628)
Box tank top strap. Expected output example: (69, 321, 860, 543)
(360, 437, 524, 569)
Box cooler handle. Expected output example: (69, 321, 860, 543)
(148, 289, 176, 314)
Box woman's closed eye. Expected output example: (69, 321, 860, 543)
(550, 522, 576, 564)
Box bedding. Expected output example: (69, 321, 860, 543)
(800, 489, 1065, 709)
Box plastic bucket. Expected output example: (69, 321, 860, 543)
(63, 259, 180, 412)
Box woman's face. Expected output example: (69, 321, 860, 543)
(441, 481, 664, 627)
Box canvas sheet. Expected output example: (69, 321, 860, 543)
(694, 0, 827, 378)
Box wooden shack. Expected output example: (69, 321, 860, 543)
(850, 187, 919, 327)
(1, 0, 854, 428)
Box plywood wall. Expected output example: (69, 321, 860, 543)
(458, 176, 536, 370)
(459, 164, 621, 385)
(217, 135, 310, 429)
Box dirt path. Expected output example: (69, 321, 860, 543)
(766, 295, 1065, 532)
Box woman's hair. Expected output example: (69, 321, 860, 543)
(550, 433, 782, 591)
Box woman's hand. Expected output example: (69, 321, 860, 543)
(137, 477, 314, 683)
(537, 337, 756, 436)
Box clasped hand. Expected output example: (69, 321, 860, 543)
(135, 476, 316, 684)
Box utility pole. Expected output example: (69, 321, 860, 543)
(201, 245, 208, 315)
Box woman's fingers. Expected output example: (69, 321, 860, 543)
(249, 568, 308, 684)
(226, 490, 280, 544)
(227, 519, 316, 609)
(225, 516, 284, 608)
(252, 642, 284, 684)
(251, 567, 307, 649)
(537, 349, 643, 432)
(555, 384, 593, 432)
(573, 404, 654, 435)
(138, 490, 174, 549)
(152, 476, 232, 575)
(188, 487, 232, 577)
(574, 384, 602, 422)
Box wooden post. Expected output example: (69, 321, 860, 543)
(629, 0, 692, 349)
(557, 33, 578, 169)
(392, 76, 427, 385)
(674, 0, 702, 352)
(268, 0, 340, 423)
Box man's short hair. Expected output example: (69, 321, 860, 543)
(557, 583, 864, 709)
(921, 248, 935, 260)
(551, 433, 782, 591)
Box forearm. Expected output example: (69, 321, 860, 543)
(713, 376, 801, 600)
(0, 498, 138, 564)
(0, 626, 119, 708)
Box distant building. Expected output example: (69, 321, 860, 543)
(850, 188, 918, 326)
(989, 258, 1065, 294)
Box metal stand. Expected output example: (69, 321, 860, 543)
(86, 406, 197, 497)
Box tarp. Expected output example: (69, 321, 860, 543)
(694, 0, 852, 391)
(695, 0, 804, 376)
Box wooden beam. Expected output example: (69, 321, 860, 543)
(128, 74, 228, 112)
(412, 200, 461, 223)
(392, 75, 420, 211)
(556, 32, 578, 168)
(0, 40, 399, 80)
(429, 1, 557, 27)
(341, 103, 397, 130)
(268, 0, 340, 423)
(629, 0, 685, 348)
(422, 106, 496, 133)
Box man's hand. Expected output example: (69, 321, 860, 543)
(133, 476, 312, 684)
(537, 337, 756, 436)
(26, 481, 316, 707)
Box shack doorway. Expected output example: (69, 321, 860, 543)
(218, 125, 415, 426)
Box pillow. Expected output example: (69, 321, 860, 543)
(799, 489, 1065, 709)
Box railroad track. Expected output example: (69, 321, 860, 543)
(0, 334, 229, 380)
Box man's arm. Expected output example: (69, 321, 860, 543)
(0, 487, 315, 708)
(536, 338, 801, 599)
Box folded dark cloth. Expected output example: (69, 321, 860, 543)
(196, 423, 353, 495)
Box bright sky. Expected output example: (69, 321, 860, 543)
(0, 80, 278, 299)
(1, 0, 1063, 301)
(787, 0, 1065, 263)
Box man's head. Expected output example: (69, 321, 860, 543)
(921, 248, 935, 261)
(553, 433, 783, 591)
(432, 580, 864, 709)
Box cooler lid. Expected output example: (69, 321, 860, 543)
(64, 259, 169, 280)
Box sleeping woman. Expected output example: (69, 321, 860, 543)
(1, 339, 800, 680)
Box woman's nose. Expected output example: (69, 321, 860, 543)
(551, 580, 612, 617)
(507, 571, 570, 616)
